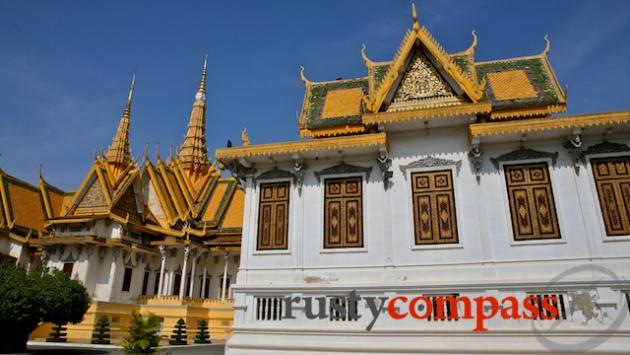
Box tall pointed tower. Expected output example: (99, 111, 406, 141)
(178, 56, 211, 173)
(106, 74, 136, 181)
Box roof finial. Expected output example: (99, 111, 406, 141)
(411, 2, 420, 32)
(144, 143, 149, 162)
(106, 74, 135, 165)
(241, 128, 250, 147)
(299, 66, 311, 85)
(39, 163, 44, 181)
(155, 143, 161, 162)
(542, 34, 551, 56)
(361, 44, 375, 67)
(464, 30, 478, 57)
(195, 54, 208, 102)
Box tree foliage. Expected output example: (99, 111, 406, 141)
(194, 319, 211, 344)
(0, 263, 90, 353)
(91, 315, 111, 345)
(120, 311, 161, 355)
(168, 318, 187, 346)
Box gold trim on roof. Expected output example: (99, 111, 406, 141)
(470, 110, 630, 137)
(216, 132, 387, 160)
(299, 125, 367, 138)
(490, 104, 567, 120)
(363, 102, 491, 125)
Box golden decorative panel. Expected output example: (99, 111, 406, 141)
(504, 163, 560, 241)
(486, 70, 537, 101)
(591, 157, 630, 236)
(321, 88, 364, 119)
(410, 170, 458, 245)
(324, 177, 363, 248)
(257, 182, 290, 250)
(392, 49, 455, 104)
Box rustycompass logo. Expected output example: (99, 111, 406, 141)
(282, 291, 560, 332)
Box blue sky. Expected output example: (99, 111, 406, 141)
(1, 0, 629, 190)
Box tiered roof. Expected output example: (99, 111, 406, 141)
(217, 4, 628, 165)
(297, 5, 568, 139)
(2, 59, 243, 252)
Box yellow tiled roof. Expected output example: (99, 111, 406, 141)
(321, 88, 364, 119)
(220, 187, 244, 228)
(202, 181, 228, 221)
(7, 182, 45, 230)
(486, 70, 537, 101)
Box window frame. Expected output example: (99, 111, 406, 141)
(404, 164, 464, 251)
(253, 178, 293, 254)
(585, 152, 630, 242)
(121, 267, 133, 293)
(498, 158, 566, 246)
(319, 171, 369, 253)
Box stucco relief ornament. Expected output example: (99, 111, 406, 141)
(468, 143, 483, 179)
(377, 150, 393, 189)
(563, 131, 584, 174)
(399, 156, 462, 178)
(580, 141, 630, 160)
(225, 160, 256, 185)
(255, 167, 295, 184)
(490, 147, 558, 169)
(314, 162, 373, 182)
(159, 245, 166, 260)
(293, 159, 308, 194)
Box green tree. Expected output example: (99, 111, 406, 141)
(168, 318, 187, 345)
(194, 319, 211, 344)
(46, 323, 67, 342)
(0, 263, 90, 353)
(91, 315, 111, 345)
(120, 311, 161, 355)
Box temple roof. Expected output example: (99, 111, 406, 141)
(0, 168, 71, 238)
(296, 4, 568, 139)
(216, 4, 629, 163)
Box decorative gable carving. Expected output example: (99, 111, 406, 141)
(391, 49, 456, 105)
(76, 178, 107, 211)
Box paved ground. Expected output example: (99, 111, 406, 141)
(27, 342, 225, 355)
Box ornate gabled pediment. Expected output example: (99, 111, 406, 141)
(74, 175, 108, 212)
(387, 48, 460, 112)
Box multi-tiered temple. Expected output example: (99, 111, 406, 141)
(0, 58, 243, 343)
(216, 5, 630, 354)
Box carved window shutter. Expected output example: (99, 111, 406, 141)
(324, 177, 364, 248)
(504, 163, 560, 241)
(257, 182, 290, 250)
(591, 157, 630, 236)
(411, 170, 458, 245)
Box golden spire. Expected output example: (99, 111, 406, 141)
(411, 2, 420, 32)
(178, 56, 210, 169)
(241, 127, 250, 147)
(106, 74, 135, 165)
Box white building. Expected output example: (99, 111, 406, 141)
(216, 6, 630, 354)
